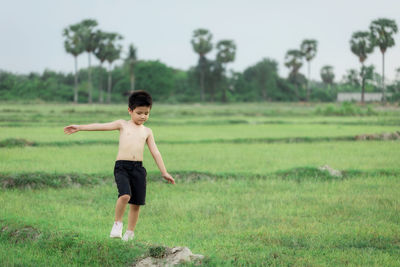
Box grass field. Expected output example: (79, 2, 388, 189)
(1, 102, 399, 266)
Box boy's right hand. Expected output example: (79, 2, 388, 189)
(162, 172, 175, 184)
(64, 125, 80, 135)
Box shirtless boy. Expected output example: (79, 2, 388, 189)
(63, 90, 175, 241)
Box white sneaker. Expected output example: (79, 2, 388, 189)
(110, 221, 123, 238)
(122, 230, 135, 241)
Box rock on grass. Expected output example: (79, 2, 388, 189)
(133, 246, 204, 267)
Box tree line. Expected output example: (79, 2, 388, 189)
(0, 18, 399, 103)
(282, 18, 398, 104)
(63, 19, 128, 103)
(350, 18, 398, 103)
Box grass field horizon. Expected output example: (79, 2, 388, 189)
(1, 102, 399, 266)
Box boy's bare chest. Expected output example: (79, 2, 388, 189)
(119, 125, 148, 145)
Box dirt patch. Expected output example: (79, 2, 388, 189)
(355, 131, 400, 141)
(1, 225, 42, 243)
(0, 172, 109, 189)
(171, 172, 215, 183)
(0, 138, 35, 147)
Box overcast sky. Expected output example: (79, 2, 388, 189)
(1, 0, 400, 82)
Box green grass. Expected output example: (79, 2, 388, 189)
(1, 175, 399, 266)
(0, 220, 149, 267)
(1, 141, 399, 174)
(0, 102, 399, 125)
(1, 124, 399, 143)
(0, 102, 399, 266)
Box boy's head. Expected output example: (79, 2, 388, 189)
(128, 90, 152, 111)
(128, 90, 152, 125)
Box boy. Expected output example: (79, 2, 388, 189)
(63, 90, 175, 241)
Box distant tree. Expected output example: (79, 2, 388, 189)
(396, 67, 400, 81)
(243, 58, 278, 100)
(300, 39, 318, 101)
(284, 49, 305, 97)
(63, 24, 85, 103)
(207, 60, 223, 102)
(343, 69, 360, 87)
(350, 31, 374, 104)
(361, 65, 375, 92)
(284, 49, 303, 78)
(371, 72, 383, 91)
(104, 33, 123, 103)
(216, 40, 236, 102)
(125, 44, 137, 92)
(394, 67, 400, 93)
(191, 29, 213, 101)
(370, 18, 398, 103)
(134, 60, 175, 101)
(93, 30, 109, 103)
(78, 19, 99, 103)
(320, 65, 335, 86)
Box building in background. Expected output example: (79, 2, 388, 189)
(337, 92, 392, 102)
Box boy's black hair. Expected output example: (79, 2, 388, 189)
(128, 90, 152, 110)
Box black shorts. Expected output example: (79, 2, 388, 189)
(114, 160, 147, 205)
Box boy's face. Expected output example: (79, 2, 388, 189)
(128, 106, 151, 125)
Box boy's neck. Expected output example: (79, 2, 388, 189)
(130, 120, 144, 127)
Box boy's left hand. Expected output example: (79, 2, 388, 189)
(64, 125, 80, 135)
(162, 173, 175, 184)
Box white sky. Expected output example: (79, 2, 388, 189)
(1, 0, 400, 82)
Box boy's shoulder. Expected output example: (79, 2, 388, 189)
(143, 125, 152, 134)
(115, 119, 128, 125)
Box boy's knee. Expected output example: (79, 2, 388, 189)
(131, 204, 140, 211)
(119, 194, 131, 202)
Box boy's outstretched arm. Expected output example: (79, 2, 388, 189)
(64, 120, 123, 135)
(146, 129, 175, 184)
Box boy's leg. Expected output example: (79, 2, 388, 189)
(127, 204, 141, 231)
(114, 194, 131, 222)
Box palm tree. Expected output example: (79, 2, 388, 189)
(105, 33, 123, 103)
(63, 24, 84, 103)
(369, 18, 398, 103)
(284, 49, 303, 78)
(300, 39, 318, 101)
(191, 29, 213, 101)
(216, 40, 236, 102)
(93, 30, 108, 103)
(350, 31, 374, 104)
(285, 50, 304, 99)
(320, 65, 335, 86)
(78, 19, 99, 103)
(125, 44, 137, 92)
